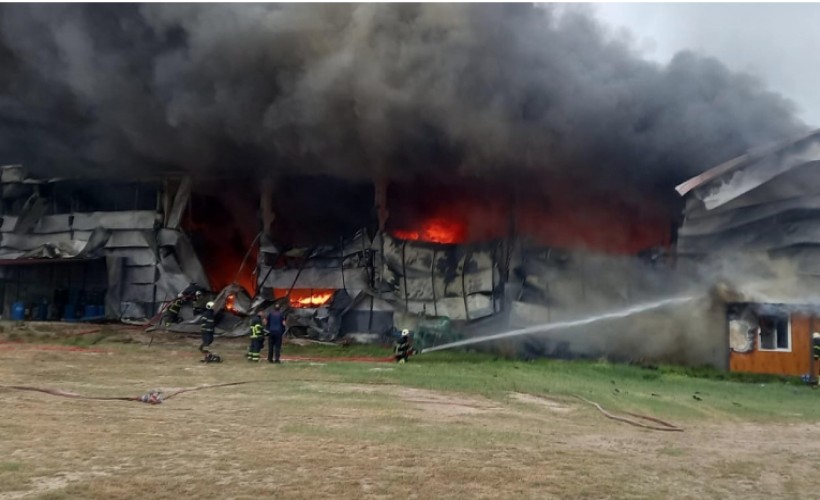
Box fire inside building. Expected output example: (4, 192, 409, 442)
(3, 127, 820, 377)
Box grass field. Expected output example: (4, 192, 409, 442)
(2, 324, 820, 499)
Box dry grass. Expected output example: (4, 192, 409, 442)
(1, 327, 820, 499)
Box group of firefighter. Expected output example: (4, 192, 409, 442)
(162, 282, 417, 365)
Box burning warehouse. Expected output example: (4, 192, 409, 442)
(0, 165, 670, 323)
(0, 157, 716, 369)
(0, 4, 812, 368)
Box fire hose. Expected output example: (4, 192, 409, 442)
(0, 381, 257, 405)
(573, 395, 684, 432)
(2, 383, 684, 431)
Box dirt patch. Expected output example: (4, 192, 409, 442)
(303, 383, 506, 419)
(509, 392, 576, 413)
(396, 387, 505, 419)
(302, 382, 384, 395)
(0, 470, 109, 500)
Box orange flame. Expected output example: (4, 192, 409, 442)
(226, 293, 236, 312)
(273, 288, 335, 308)
(392, 216, 466, 244)
(295, 291, 334, 307)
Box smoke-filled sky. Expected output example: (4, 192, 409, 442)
(0, 4, 808, 192)
(594, 3, 820, 127)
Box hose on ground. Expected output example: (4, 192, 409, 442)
(574, 395, 684, 432)
(0, 381, 257, 405)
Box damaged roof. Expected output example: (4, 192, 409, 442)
(676, 128, 820, 258)
(675, 128, 820, 209)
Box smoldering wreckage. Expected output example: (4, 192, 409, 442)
(2, 4, 820, 378)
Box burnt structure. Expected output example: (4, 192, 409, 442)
(0, 165, 208, 321)
(251, 172, 684, 352)
(0, 162, 680, 343)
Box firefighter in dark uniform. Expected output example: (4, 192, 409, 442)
(394, 329, 416, 363)
(247, 313, 265, 362)
(813, 332, 820, 385)
(199, 301, 220, 363)
(266, 303, 286, 364)
(162, 295, 184, 327)
(192, 290, 207, 315)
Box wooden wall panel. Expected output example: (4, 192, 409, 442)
(730, 314, 813, 376)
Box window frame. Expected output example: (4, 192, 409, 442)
(757, 314, 792, 353)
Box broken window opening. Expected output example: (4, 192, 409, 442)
(758, 314, 790, 352)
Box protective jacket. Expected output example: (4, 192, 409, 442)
(250, 317, 264, 338)
(201, 309, 215, 333)
(168, 298, 183, 315)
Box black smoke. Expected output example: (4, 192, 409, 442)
(0, 4, 807, 190)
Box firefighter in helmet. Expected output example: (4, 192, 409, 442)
(162, 293, 184, 327)
(394, 329, 416, 364)
(247, 312, 265, 362)
(192, 290, 207, 315)
(199, 301, 220, 363)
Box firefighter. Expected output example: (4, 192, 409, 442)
(162, 295, 184, 327)
(199, 301, 220, 363)
(813, 332, 820, 385)
(394, 329, 416, 364)
(192, 290, 207, 315)
(266, 303, 286, 364)
(247, 313, 265, 362)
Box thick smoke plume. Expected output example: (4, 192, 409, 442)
(0, 4, 806, 189)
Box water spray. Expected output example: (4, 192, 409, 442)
(421, 294, 698, 354)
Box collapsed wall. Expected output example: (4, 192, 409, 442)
(0, 166, 209, 320)
(378, 233, 502, 322)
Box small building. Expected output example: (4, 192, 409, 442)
(727, 303, 815, 377)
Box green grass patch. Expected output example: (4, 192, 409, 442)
(272, 349, 820, 423)
(0, 461, 22, 472)
(0, 461, 27, 494)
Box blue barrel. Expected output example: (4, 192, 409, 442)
(11, 302, 25, 321)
